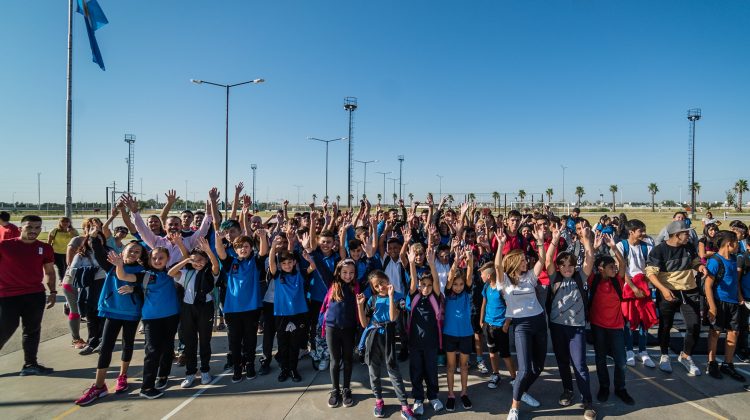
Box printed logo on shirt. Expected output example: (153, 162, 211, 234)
(148, 273, 157, 284)
(38, 247, 43, 255)
(232, 263, 239, 273)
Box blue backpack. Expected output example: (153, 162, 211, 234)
(620, 239, 649, 260)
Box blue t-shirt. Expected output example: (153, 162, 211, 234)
(443, 289, 473, 337)
(273, 270, 308, 316)
(482, 282, 507, 327)
(706, 254, 739, 304)
(738, 252, 750, 299)
(98, 264, 144, 321)
(139, 270, 180, 320)
(221, 255, 264, 313)
(308, 249, 340, 302)
(367, 292, 404, 334)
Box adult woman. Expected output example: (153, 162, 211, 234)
(702, 211, 721, 228)
(47, 217, 79, 279)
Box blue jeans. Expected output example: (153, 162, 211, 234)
(550, 323, 592, 403)
(592, 325, 626, 391)
(623, 321, 647, 353)
(512, 313, 547, 402)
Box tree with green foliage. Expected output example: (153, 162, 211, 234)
(648, 183, 659, 212)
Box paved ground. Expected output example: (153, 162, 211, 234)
(2, 303, 750, 420)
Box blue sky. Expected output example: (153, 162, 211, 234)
(2, 1, 749, 205)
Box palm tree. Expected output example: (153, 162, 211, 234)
(545, 188, 553, 204)
(335, 195, 341, 204)
(648, 183, 659, 212)
(609, 185, 618, 211)
(377, 193, 382, 204)
(518, 190, 526, 204)
(408, 192, 414, 204)
(690, 182, 701, 207)
(467, 193, 476, 203)
(492, 191, 500, 211)
(575, 186, 585, 206)
(735, 179, 748, 211)
(392, 193, 397, 205)
(312, 193, 317, 203)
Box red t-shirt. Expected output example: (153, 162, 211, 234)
(0, 223, 20, 242)
(535, 237, 567, 286)
(0, 239, 54, 297)
(588, 273, 624, 329)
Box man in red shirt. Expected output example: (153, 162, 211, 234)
(0, 215, 57, 376)
(0, 211, 20, 242)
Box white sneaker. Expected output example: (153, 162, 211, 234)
(626, 350, 636, 367)
(200, 371, 213, 385)
(476, 359, 490, 374)
(431, 399, 444, 412)
(180, 375, 196, 388)
(659, 354, 672, 373)
(639, 352, 656, 368)
(412, 401, 424, 416)
(488, 373, 501, 389)
(318, 358, 329, 371)
(521, 392, 540, 407)
(678, 353, 701, 376)
(507, 408, 520, 420)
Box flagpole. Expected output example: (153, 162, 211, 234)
(65, 0, 73, 218)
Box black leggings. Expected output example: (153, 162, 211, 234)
(225, 309, 261, 372)
(262, 302, 277, 363)
(658, 289, 701, 355)
(96, 318, 139, 369)
(326, 326, 355, 391)
(180, 302, 214, 375)
(275, 314, 306, 371)
(141, 315, 179, 390)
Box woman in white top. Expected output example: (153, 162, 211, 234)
(494, 226, 546, 420)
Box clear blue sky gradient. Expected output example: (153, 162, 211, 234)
(2, 1, 748, 205)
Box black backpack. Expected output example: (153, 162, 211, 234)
(546, 271, 589, 321)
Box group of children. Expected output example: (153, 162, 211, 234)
(51, 187, 750, 420)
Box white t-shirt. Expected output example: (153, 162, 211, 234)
(176, 269, 216, 305)
(615, 238, 654, 278)
(435, 261, 451, 293)
(382, 255, 406, 295)
(501, 271, 544, 318)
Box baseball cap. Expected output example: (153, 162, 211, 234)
(666, 220, 692, 236)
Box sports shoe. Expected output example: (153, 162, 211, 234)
(521, 392, 540, 407)
(19, 363, 53, 376)
(231, 371, 243, 383)
(432, 398, 445, 411)
(373, 399, 385, 418)
(176, 352, 186, 367)
(745, 384, 750, 392)
(659, 354, 672, 373)
(412, 400, 424, 416)
(707, 361, 722, 379)
(139, 388, 164, 399)
(720, 362, 746, 382)
(626, 350, 636, 367)
(735, 348, 750, 363)
(180, 375, 196, 388)
(401, 405, 415, 420)
(75, 384, 108, 406)
(597, 387, 609, 402)
(328, 389, 341, 408)
(342, 388, 354, 407)
(476, 359, 490, 374)
(614, 388, 635, 405)
(245, 364, 257, 380)
(559, 389, 574, 407)
(583, 402, 597, 420)
(460, 394, 472, 409)
(115, 374, 129, 393)
(639, 351, 656, 368)
(291, 369, 302, 382)
(678, 353, 701, 376)
(446, 397, 456, 411)
(507, 407, 520, 420)
(200, 371, 212, 385)
(216, 323, 226, 331)
(437, 354, 447, 367)
(318, 358, 330, 371)
(155, 377, 168, 390)
(278, 369, 290, 382)
(488, 373, 501, 389)
(79, 345, 96, 356)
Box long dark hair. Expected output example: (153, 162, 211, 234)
(331, 259, 357, 302)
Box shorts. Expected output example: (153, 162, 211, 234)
(471, 314, 482, 334)
(483, 323, 510, 358)
(713, 301, 740, 332)
(443, 334, 473, 355)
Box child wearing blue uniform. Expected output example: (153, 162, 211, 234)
(479, 260, 516, 390)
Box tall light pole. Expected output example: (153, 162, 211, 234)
(560, 165, 568, 204)
(376, 171, 391, 203)
(387, 177, 398, 205)
(190, 77, 264, 218)
(354, 181, 362, 202)
(687, 108, 702, 220)
(436, 174, 444, 200)
(293, 185, 303, 206)
(344, 97, 358, 208)
(250, 164, 258, 212)
(308, 137, 346, 200)
(354, 159, 377, 198)
(398, 155, 405, 200)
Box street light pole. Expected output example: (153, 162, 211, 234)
(437, 174, 444, 201)
(561, 165, 568, 204)
(191, 77, 264, 218)
(354, 159, 377, 198)
(376, 171, 391, 203)
(308, 137, 346, 200)
(251, 164, 257, 212)
(398, 155, 405, 200)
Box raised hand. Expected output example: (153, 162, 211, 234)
(165, 189, 179, 204)
(407, 247, 417, 264)
(88, 226, 99, 237)
(387, 284, 395, 297)
(426, 246, 436, 264)
(300, 232, 311, 250)
(168, 231, 183, 244)
(356, 293, 366, 306)
(196, 236, 210, 252)
(301, 249, 314, 265)
(235, 182, 244, 196)
(593, 231, 604, 249)
(118, 285, 134, 295)
(604, 233, 616, 248)
(107, 250, 124, 266)
(208, 187, 220, 204)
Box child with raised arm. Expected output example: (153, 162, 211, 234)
(443, 248, 474, 411)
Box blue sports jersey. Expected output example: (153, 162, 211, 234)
(443, 289, 473, 337)
(482, 282, 507, 327)
(222, 256, 263, 313)
(140, 270, 180, 320)
(273, 270, 308, 316)
(706, 254, 739, 304)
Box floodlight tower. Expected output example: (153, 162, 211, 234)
(344, 97, 358, 208)
(397, 155, 405, 200)
(687, 108, 702, 220)
(251, 163, 258, 212)
(124, 134, 136, 194)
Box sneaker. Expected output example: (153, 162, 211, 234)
(245, 364, 257, 380)
(659, 354, 672, 373)
(328, 389, 341, 408)
(139, 388, 164, 399)
(138, 325, 145, 334)
(488, 372, 501, 389)
(75, 384, 108, 406)
(507, 407, 520, 420)
(216, 323, 226, 331)
(176, 353, 186, 367)
(437, 354, 447, 367)
(200, 371, 212, 385)
(460, 394, 472, 409)
(318, 358, 330, 371)
(559, 389, 574, 407)
(707, 361, 722, 379)
(735, 348, 750, 363)
(678, 353, 701, 376)
(79, 345, 95, 356)
(446, 397, 456, 411)
(583, 402, 597, 420)
(745, 384, 750, 392)
(155, 377, 168, 390)
(432, 398, 445, 411)
(258, 362, 271, 376)
(614, 388, 635, 405)
(231, 371, 243, 383)
(412, 401, 424, 416)
(342, 388, 354, 407)
(720, 362, 746, 382)
(398, 348, 409, 362)
(639, 351, 656, 368)
(115, 374, 129, 393)
(180, 375, 196, 388)
(521, 392, 540, 407)
(626, 350, 636, 367)
(223, 357, 233, 370)
(373, 399, 385, 418)
(476, 359, 490, 374)
(597, 387, 609, 402)
(278, 369, 290, 382)
(291, 369, 302, 382)
(401, 405, 415, 420)
(19, 363, 53, 376)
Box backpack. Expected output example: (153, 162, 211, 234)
(620, 239, 649, 261)
(588, 273, 623, 307)
(406, 293, 443, 349)
(706, 254, 726, 288)
(382, 255, 408, 294)
(546, 270, 589, 321)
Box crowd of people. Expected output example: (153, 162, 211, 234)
(0, 187, 749, 420)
